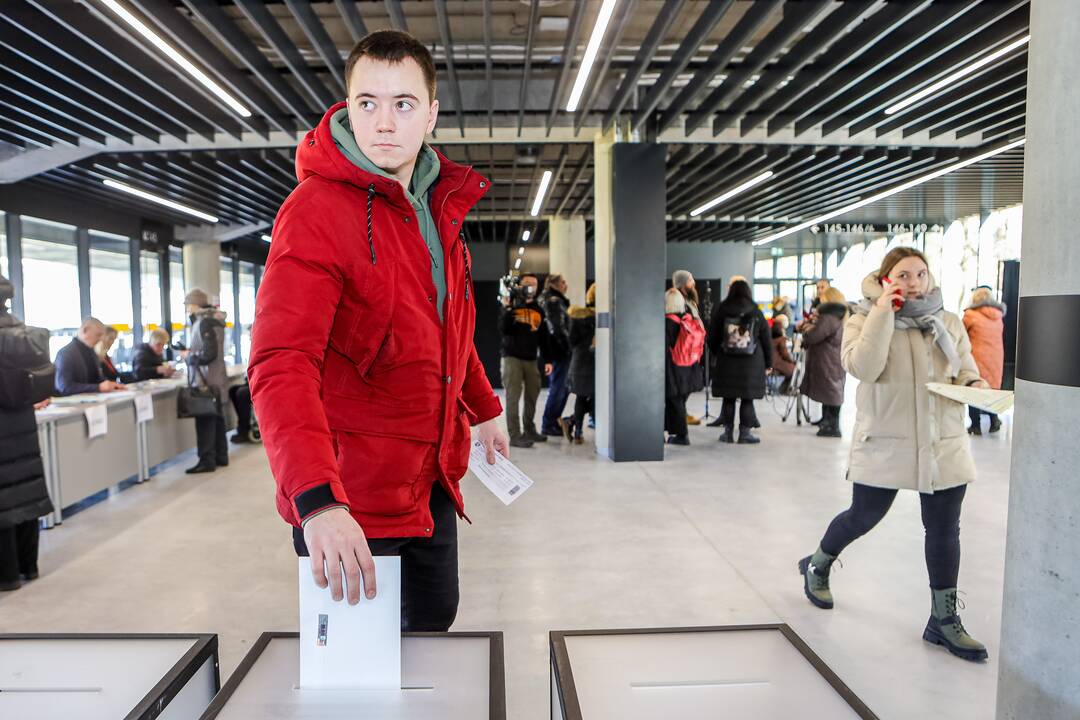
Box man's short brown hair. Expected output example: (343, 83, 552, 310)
(344, 30, 437, 102)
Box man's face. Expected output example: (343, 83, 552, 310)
(151, 341, 166, 355)
(80, 324, 105, 347)
(521, 277, 539, 298)
(817, 280, 829, 297)
(347, 57, 438, 182)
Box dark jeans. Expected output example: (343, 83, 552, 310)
(293, 483, 460, 632)
(229, 384, 252, 434)
(664, 394, 689, 437)
(720, 398, 758, 429)
(821, 483, 967, 589)
(573, 395, 594, 437)
(968, 405, 998, 429)
(541, 360, 571, 433)
(195, 412, 227, 467)
(0, 519, 40, 585)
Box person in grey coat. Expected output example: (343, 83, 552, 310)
(800, 287, 849, 438)
(181, 288, 229, 474)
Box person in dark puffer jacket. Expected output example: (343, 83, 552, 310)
(0, 274, 55, 592)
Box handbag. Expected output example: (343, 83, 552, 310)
(177, 365, 221, 418)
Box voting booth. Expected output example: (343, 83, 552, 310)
(0, 633, 220, 720)
(550, 625, 878, 720)
(200, 631, 505, 719)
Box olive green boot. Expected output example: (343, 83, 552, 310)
(923, 588, 988, 662)
(798, 548, 836, 610)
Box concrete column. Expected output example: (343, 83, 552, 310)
(996, 2, 1080, 718)
(548, 215, 587, 306)
(592, 130, 667, 462)
(180, 227, 221, 305)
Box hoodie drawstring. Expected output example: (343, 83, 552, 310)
(366, 184, 377, 265)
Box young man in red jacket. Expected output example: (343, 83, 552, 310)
(248, 30, 508, 631)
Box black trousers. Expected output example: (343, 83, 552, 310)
(664, 394, 689, 437)
(293, 483, 459, 632)
(229, 384, 252, 434)
(0, 520, 40, 585)
(820, 483, 967, 589)
(720, 398, 758, 429)
(573, 395, 594, 437)
(195, 412, 228, 467)
(968, 405, 998, 428)
(822, 404, 842, 426)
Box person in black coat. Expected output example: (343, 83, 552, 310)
(131, 328, 178, 382)
(559, 283, 597, 444)
(0, 274, 55, 591)
(708, 279, 772, 444)
(540, 275, 572, 437)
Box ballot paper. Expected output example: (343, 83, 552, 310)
(298, 556, 401, 690)
(927, 382, 1015, 415)
(468, 439, 534, 505)
(84, 404, 108, 439)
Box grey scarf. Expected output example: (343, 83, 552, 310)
(856, 286, 962, 377)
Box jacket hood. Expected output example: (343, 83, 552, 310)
(816, 302, 849, 319)
(568, 305, 595, 319)
(966, 301, 1006, 318)
(194, 305, 226, 323)
(860, 270, 939, 302)
(296, 102, 475, 208)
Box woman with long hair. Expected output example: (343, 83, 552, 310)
(798, 247, 990, 662)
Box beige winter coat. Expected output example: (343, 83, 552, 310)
(842, 273, 983, 494)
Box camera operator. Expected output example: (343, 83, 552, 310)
(500, 275, 552, 448)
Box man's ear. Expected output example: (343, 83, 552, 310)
(427, 99, 439, 135)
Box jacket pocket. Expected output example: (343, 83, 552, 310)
(329, 262, 397, 388)
(443, 400, 473, 481)
(334, 431, 434, 517)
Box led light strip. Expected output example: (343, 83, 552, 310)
(97, 0, 251, 118)
(103, 179, 219, 223)
(884, 35, 1030, 117)
(566, 0, 620, 112)
(752, 138, 1025, 246)
(690, 170, 775, 218)
(530, 170, 553, 217)
(522, 230, 531, 242)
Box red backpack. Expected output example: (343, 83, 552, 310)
(666, 313, 706, 367)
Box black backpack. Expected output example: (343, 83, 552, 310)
(0, 323, 54, 409)
(720, 312, 759, 356)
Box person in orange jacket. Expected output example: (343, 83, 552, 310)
(962, 286, 1006, 435)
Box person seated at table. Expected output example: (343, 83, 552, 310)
(96, 326, 136, 384)
(54, 317, 126, 396)
(132, 329, 177, 381)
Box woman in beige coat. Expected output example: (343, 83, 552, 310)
(798, 247, 990, 663)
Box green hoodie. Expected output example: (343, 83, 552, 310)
(330, 108, 446, 321)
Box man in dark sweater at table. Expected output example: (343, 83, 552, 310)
(53, 317, 126, 396)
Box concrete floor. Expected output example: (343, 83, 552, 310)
(0, 388, 1012, 719)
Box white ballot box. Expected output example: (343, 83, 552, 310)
(550, 625, 878, 720)
(0, 633, 220, 720)
(200, 631, 505, 720)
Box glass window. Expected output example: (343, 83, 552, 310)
(779, 281, 799, 309)
(800, 252, 817, 279)
(754, 258, 773, 280)
(169, 248, 186, 344)
(0, 211, 7, 279)
(219, 257, 236, 363)
(89, 230, 135, 366)
(140, 250, 162, 338)
(238, 261, 256, 363)
(21, 217, 81, 359)
(776, 255, 798, 279)
(753, 282, 775, 305)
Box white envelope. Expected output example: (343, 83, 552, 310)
(298, 556, 401, 690)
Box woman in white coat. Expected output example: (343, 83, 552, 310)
(798, 247, 990, 662)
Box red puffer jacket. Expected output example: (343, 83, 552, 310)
(249, 102, 501, 539)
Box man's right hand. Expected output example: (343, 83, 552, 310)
(97, 380, 122, 392)
(302, 507, 377, 604)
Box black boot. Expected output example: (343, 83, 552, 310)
(186, 462, 216, 474)
(988, 417, 1002, 433)
(666, 434, 690, 446)
(707, 416, 725, 427)
(737, 428, 761, 444)
(718, 426, 734, 443)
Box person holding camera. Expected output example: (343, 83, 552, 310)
(0, 274, 55, 591)
(501, 275, 553, 449)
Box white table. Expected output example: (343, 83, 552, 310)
(201, 632, 505, 719)
(0, 633, 219, 720)
(550, 625, 878, 720)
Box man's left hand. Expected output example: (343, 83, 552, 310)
(475, 418, 510, 464)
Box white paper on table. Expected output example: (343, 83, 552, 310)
(468, 439, 534, 505)
(134, 393, 154, 423)
(298, 556, 401, 690)
(84, 404, 108, 438)
(926, 382, 1014, 415)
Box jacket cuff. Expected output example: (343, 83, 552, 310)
(293, 483, 350, 524)
(469, 394, 503, 426)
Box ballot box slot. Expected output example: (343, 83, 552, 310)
(630, 679, 771, 690)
